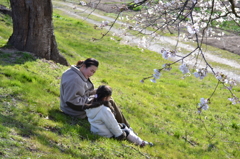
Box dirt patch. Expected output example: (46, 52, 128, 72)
(202, 35, 240, 55)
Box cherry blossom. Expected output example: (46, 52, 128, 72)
(150, 78, 157, 83)
(228, 96, 240, 105)
(160, 49, 176, 59)
(153, 69, 161, 79)
(161, 49, 169, 59)
(150, 69, 161, 83)
(215, 72, 227, 81)
(215, 72, 237, 90)
(198, 98, 209, 113)
(187, 25, 197, 35)
(179, 63, 189, 74)
(193, 68, 208, 79)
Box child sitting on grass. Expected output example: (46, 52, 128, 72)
(85, 85, 153, 147)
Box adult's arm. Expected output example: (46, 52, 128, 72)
(62, 79, 89, 106)
(66, 101, 109, 111)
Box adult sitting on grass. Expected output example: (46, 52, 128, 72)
(85, 85, 153, 147)
(60, 58, 130, 127)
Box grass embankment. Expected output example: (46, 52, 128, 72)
(0, 5, 240, 159)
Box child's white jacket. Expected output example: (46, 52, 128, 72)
(85, 105, 123, 138)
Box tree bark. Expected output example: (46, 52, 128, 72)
(8, 0, 69, 66)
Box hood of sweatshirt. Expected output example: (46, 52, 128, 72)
(85, 105, 104, 119)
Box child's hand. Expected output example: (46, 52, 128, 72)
(89, 89, 97, 95)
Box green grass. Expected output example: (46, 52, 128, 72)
(0, 13, 12, 47)
(0, 2, 240, 159)
(212, 20, 240, 34)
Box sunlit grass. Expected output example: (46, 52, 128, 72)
(0, 3, 240, 159)
(0, 14, 12, 47)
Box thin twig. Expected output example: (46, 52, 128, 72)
(122, 144, 151, 159)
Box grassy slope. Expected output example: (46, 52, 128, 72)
(0, 3, 240, 159)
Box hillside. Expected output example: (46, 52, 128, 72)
(0, 1, 240, 159)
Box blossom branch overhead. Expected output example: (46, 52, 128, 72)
(89, 0, 240, 111)
(125, 0, 240, 111)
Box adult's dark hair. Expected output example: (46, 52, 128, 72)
(76, 58, 99, 68)
(95, 85, 112, 102)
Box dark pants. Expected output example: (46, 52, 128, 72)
(109, 99, 130, 128)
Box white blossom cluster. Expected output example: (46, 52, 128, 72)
(150, 69, 161, 83)
(197, 98, 209, 113)
(193, 68, 208, 79)
(215, 72, 237, 90)
(179, 63, 190, 74)
(187, 24, 199, 35)
(160, 49, 176, 59)
(228, 96, 240, 105)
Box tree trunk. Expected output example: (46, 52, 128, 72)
(8, 0, 69, 66)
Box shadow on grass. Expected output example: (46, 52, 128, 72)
(0, 47, 37, 66)
(48, 109, 101, 139)
(0, 107, 100, 158)
(49, 109, 101, 138)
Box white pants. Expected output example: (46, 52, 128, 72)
(121, 126, 143, 145)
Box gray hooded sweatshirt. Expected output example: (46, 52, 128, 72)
(60, 66, 94, 118)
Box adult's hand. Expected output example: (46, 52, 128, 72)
(83, 101, 109, 110)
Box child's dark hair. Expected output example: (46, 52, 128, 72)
(94, 85, 112, 102)
(76, 58, 99, 68)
